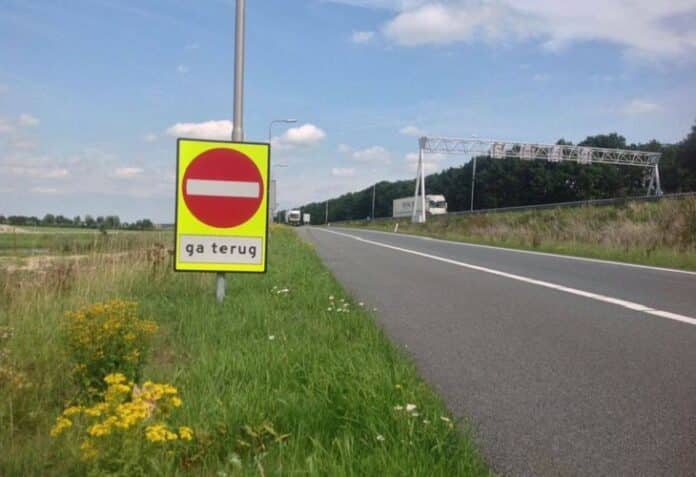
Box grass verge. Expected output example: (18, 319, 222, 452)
(345, 197, 696, 271)
(0, 226, 489, 476)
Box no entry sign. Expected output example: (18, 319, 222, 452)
(175, 138, 270, 273)
(183, 148, 264, 228)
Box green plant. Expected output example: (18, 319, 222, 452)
(51, 373, 193, 474)
(65, 300, 158, 395)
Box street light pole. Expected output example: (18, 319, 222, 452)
(371, 183, 376, 220)
(470, 155, 477, 212)
(268, 119, 297, 231)
(217, 0, 245, 303)
(268, 119, 297, 145)
(325, 200, 329, 225)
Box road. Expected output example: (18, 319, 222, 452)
(296, 226, 696, 477)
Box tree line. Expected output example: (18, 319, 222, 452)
(295, 123, 696, 224)
(0, 214, 156, 230)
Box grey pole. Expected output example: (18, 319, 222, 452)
(371, 183, 376, 220)
(217, 0, 245, 303)
(232, 0, 245, 143)
(470, 155, 477, 212)
(414, 137, 427, 223)
(412, 143, 422, 223)
(267, 119, 297, 232)
(325, 200, 329, 225)
(654, 164, 663, 196)
(420, 151, 426, 223)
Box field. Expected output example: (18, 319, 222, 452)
(0, 227, 489, 476)
(347, 197, 696, 271)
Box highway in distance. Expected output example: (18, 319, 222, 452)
(297, 226, 696, 477)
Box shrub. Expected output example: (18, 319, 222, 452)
(65, 300, 157, 395)
(51, 373, 193, 473)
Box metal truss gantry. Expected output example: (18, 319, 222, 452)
(412, 136, 663, 223)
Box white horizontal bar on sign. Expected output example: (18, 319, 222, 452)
(187, 179, 259, 198)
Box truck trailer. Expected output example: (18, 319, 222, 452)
(302, 213, 311, 225)
(286, 209, 302, 226)
(392, 195, 447, 218)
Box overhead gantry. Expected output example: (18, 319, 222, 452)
(412, 136, 662, 223)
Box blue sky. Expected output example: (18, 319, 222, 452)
(1, 0, 695, 221)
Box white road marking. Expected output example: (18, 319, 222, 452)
(187, 179, 259, 198)
(333, 227, 696, 276)
(315, 227, 696, 327)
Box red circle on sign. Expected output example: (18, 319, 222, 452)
(182, 148, 264, 228)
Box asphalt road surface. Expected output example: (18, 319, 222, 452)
(297, 226, 696, 477)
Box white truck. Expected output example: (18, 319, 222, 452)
(392, 194, 448, 218)
(287, 209, 302, 226)
(302, 213, 311, 225)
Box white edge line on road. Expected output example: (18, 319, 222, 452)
(314, 227, 696, 327)
(331, 227, 696, 276)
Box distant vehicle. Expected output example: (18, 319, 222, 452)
(393, 194, 448, 218)
(287, 209, 302, 226)
(302, 213, 311, 225)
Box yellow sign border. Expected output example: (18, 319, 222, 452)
(174, 138, 270, 273)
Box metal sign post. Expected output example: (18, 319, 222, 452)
(217, 0, 246, 303)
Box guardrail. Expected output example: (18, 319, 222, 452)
(325, 191, 696, 226)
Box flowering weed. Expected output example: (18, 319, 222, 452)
(51, 373, 193, 473)
(64, 300, 157, 394)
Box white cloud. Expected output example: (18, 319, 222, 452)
(177, 64, 189, 74)
(31, 186, 59, 194)
(144, 133, 158, 143)
(399, 125, 425, 136)
(532, 73, 550, 81)
(114, 167, 144, 179)
(6, 138, 38, 150)
(352, 145, 391, 163)
(166, 120, 232, 140)
(273, 123, 326, 148)
(338, 1, 696, 60)
(331, 167, 357, 177)
(18, 114, 40, 127)
(0, 114, 40, 134)
(620, 99, 660, 115)
(405, 151, 446, 173)
(42, 168, 70, 179)
(351, 31, 375, 44)
(5, 166, 70, 179)
(382, 2, 535, 46)
(0, 118, 14, 134)
(338, 143, 352, 154)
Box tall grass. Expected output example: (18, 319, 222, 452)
(0, 227, 489, 476)
(350, 197, 696, 270)
(0, 229, 169, 256)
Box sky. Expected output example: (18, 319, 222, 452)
(1, 0, 695, 222)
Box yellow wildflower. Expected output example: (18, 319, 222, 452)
(88, 416, 117, 437)
(170, 396, 182, 408)
(50, 416, 72, 437)
(104, 373, 127, 385)
(62, 405, 83, 417)
(178, 426, 194, 441)
(80, 440, 98, 460)
(84, 403, 109, 417)
(145, 424, 178, 443)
